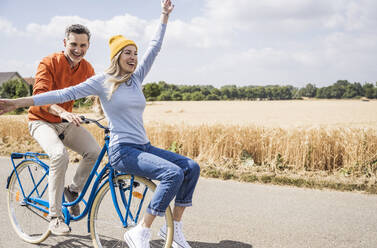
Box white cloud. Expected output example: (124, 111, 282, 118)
(1, 0, 376, 86)
(0, 58, 39, 75)
(24, 14, 148, 40)
(165, 17, 231, 48)
(26, 16, 86, 38)
(0, 17, 21, 35)
(88, 14, 148, 40)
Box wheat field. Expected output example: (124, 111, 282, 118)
(143, 100, 377, 128)
(1, 100, 377, 192)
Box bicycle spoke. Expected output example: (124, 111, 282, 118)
(90, 175, 173, 248)
(7, 161, 50, 244)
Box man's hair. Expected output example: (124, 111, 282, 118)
(65, 24, 91, 41)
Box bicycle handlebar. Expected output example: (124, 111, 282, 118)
(61, 115, 109, 133)
(79, 116, 110, 133)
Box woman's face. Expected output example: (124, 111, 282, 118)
(119, 45, 138, 75)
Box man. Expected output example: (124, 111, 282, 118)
(28, 24, 101, 235)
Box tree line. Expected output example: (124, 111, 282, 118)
(1, 79, 376, 107)
(142, 80, 377, 101)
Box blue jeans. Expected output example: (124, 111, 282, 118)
(109, 142, 200, 216)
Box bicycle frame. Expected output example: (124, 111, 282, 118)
(6, 120, 149, 234)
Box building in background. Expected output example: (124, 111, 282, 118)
(0, 72, 33, 96)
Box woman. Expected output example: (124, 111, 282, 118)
(0, 1, 199, 248)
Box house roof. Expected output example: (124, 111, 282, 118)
(24, 77, 35, 85)
(0, 72, 28, 86)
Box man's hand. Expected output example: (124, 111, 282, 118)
(48, 104, 82, 126)
(60, 112, 83, 126)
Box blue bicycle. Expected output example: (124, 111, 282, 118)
(6, 117, 174, 247)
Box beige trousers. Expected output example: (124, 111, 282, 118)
(29, 120, 101, 217)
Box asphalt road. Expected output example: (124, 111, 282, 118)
(0, 156, 377, 248)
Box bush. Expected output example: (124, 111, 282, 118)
(0, 79, 29, 99)
(0, 79, 30, 114)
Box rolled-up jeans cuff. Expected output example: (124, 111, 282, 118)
(147, 207, 165, 217)
(175, 201, 192, 207)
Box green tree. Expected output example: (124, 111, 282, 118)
(0, 79, 30, 114)
(0, 79, 30, 98)
(210, 88, 221, 98)
(299, 83, 317, 97)
(363, 83, 375, 99)
(182, 93, 192, 101)
(143, 82, 161, 101)
(73, 97, 93, 108)
(200, 86, 213, 97)
(265, 87, 273, 100)
(206, 94, 220, 100)
(157, 90, 173, 101)
(191, 91, 205, 101)
(255, 87, 266, 99)
(316, 87, 331, 98)
(330, 80, 349, 98)
(238, 87, 247, 99)
(16, 81, 29, 97)
(171, 91, 182, 100)
(280, 86, 293, 100)
(244, 87, 257, 100)
(343, 83, 360, 98)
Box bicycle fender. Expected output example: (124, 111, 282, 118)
(6, 175, 11, 189)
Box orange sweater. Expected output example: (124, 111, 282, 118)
(28, 52, 95, 123)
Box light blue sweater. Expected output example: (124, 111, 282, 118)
(33, 23, 167, 147)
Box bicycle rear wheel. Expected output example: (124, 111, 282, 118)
(90, 175, 173, 248)
(7, 160, 50, 243)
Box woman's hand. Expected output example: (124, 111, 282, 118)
(0, 97, 34, 115)
(161, 0, 174, 15)
(0, 99, 18, 115)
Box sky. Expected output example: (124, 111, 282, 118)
(0, 0, 376, 88)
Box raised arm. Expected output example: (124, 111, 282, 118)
(133, 0, 174, 82)
(161, 0, 174, 24)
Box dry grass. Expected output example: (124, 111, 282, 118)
(1, 100, 377, 193)
(144, 123, 377, 192)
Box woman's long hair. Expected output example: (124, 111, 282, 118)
(104, 50, 136, 100)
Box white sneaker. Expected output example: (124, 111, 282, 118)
(49, 216, 70, 236)
(124, 224, 151, 248)
(159, 221, 191, 248)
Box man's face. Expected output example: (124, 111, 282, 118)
(64, 32, 89, 66)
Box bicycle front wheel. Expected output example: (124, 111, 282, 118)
(7, 160, 50, 243)
(90, 175, 173, 248)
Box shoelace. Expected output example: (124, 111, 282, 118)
(53, 217, 64, 227)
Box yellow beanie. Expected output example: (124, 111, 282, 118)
(109, 35, 137, 60)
